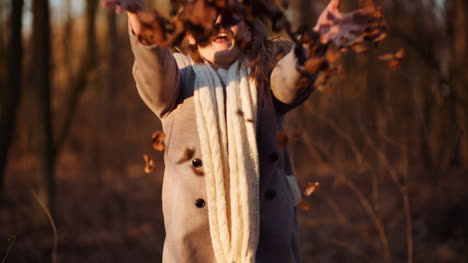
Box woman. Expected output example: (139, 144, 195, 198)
(103, 1, 340, 262)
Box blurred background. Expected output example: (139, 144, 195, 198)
(0, 0, 467, 262)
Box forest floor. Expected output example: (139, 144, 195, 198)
(1, 151, 468, 263)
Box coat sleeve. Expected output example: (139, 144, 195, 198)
(269, 47, 316, 112)
(128, 23, 180, 119)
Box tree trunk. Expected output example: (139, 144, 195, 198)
(55, 0, 98, 155)
(32, 0, 55, 215)
(451, 0, 467, 168)
(0, 0, 24, 203)
(446, 0, 467, 169)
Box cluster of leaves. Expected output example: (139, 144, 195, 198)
(142, 131, 166, 174)
(135, 0, 391, 67)
(144, 131, 205, 176)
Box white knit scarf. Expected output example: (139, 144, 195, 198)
(192, 59, 260, 263)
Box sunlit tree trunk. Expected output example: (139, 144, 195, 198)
(32, 0, 55, 215)
(63, 0, 73, 83)
(0, 0, 24, 203)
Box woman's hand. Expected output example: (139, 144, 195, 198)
(101, 0, 147, 36)
(101, 0, 144, 14)
(314, 0, 386, 51)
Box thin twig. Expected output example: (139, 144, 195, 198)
(31, 190, 58, 263)
(401, 145, 414, 263)
(318, 233, 373, 262)
(402, 186, 414, 263)
(302, 218, 380, 251)
(357, 114, 413, 263)
(309, 109, 366, 167)
(357, 117, 401, 186)
(302, 131, 393, 262)
(324, 196, 348, 225)
(1, 235, 16, 263)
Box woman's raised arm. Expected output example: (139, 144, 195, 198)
(103, 0, 180, 119)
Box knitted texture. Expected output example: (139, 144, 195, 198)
(193, 59, 260, 263)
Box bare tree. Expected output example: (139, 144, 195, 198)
(55, 0, 98, 155)
(30, 0, 99, 215)
(0, 0, 24, 203)
(32, 0, 54, 214)
(446, 0, 468, 169)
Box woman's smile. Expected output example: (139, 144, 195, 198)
(211, 31, 234, 47)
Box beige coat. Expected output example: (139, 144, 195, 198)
(129, 27, 315, 263)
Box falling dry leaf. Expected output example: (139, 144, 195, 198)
(177, 148, 195, 164)
(276, 131, 289, 149)
(122, 0, 390, 103)
(378, 48, 405, 71)
(298, 200, 312, 211)
(152, 130, 166, 152)
(143, 154, 156, 174)
(304, 182, 320, 196)
(136, 11, 168, 46)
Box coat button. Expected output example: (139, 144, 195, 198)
(192, 158, 203, 168)
(195, 199, 206, 208)
(264, 189, 276, 200)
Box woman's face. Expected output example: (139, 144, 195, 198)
(190, 14, 251, 69)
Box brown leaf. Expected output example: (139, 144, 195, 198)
(304, 182, 320, 196)
(298, 200, 311, 211)
(152, 131, 166, 152)
(143, 154, 156, 174)
(373, 32, 387, 43)
(136, 11, 167, 46)
(351, 43, 367, 53)
(276, 131, 289, 149)
(378, 48, 405, 71)
(177, 148, 195, 164)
